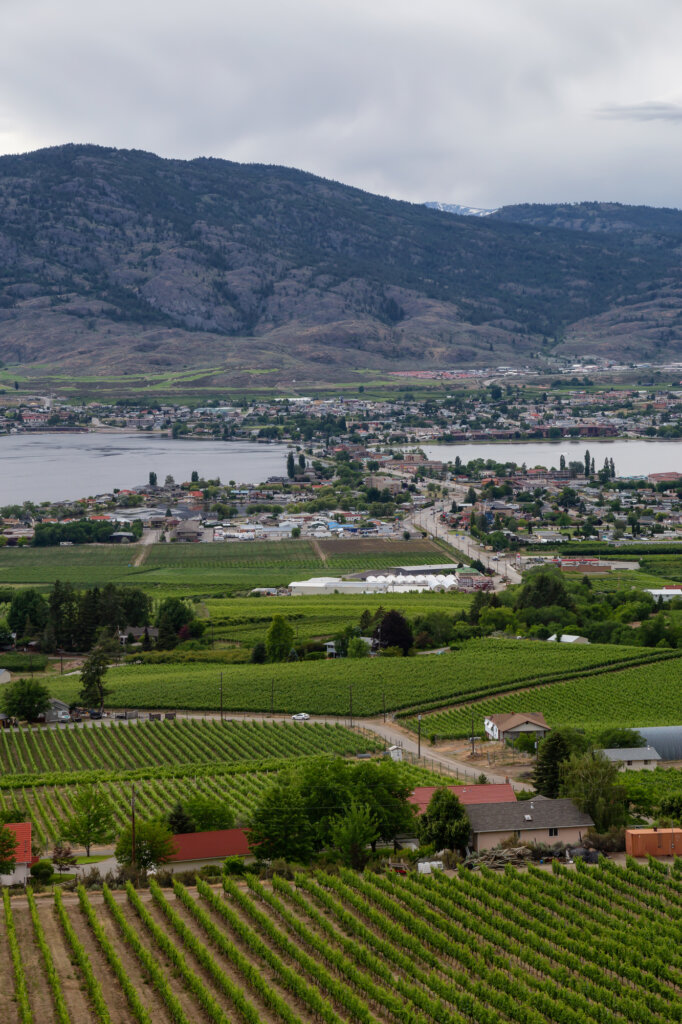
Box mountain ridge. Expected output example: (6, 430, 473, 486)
(1, 144, 681, 383)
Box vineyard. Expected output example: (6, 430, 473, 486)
(4, 859, 682, 1023)
(0, 719, 381, 777)
(403, 652, 682, 739)
(0, 719, 389, 846)
(205, 592, 472, 647)
(0, 719, 456, 848)
(45, 640, 658, 716)
(0, 758, 445, 849)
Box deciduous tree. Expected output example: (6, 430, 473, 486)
(59, 785, 116, 856)
(418, 788, 470, 852)
(1, 678, 50, 722)
(115, 819, 175, 870)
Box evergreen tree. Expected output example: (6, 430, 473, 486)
(168, 803, 195, 834)
(374, 610, 413, 655)
(287, 451, 296, 478)
(533, 730, 572, 798)
(265, 615, 295, 661)
(79, 635, 114, 710)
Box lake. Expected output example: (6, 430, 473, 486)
(0, 433, 290, 505)
(423, 439, 682, 478)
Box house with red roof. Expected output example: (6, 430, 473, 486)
(409, 783, 516, 816)
(1, 822, 33, 885)
(166, 828, 253, 872)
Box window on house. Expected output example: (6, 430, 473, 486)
(627, 760, 632, 765)
(548, 828, 559, 837)
(513, 830, 521, 839)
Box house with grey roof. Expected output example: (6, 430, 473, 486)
(484, 712, 550, 743)
(465, 798, 594, 851)
(599, 746, 661, 771)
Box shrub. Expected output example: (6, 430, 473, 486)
(30, 859, 54, 883)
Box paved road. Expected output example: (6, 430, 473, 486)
(410, 503, 522, 587)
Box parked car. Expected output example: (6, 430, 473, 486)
(57, 710, 71, 723)
(291, 713, 310, 721)
(88, 710, 102, 720)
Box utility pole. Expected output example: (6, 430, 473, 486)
(471, 713, 475, 756)
(418, 714, 422, 759)
(130, 783, 136, 870)
(349, 684, 353, 729)
(271, 679, 274, 717)
(220, 672, 223, 724)
(383, 691, 386, 724)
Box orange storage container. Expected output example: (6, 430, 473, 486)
(625, 828, 682, 857)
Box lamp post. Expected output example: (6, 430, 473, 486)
(418, 714, 422, 759)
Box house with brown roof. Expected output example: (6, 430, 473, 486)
(409, 783, 516, 815)
(166, 828, 253, 873)
(1, 822, 33, 885)
(466, 798, 593, 851)
(484, 712, 550, 743)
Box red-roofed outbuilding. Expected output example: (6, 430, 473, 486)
(409, 784, 516, 816)
(166, 828, 253, 871)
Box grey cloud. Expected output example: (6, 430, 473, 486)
(597, 102, 682, 122)
(2, 1, 682, 207)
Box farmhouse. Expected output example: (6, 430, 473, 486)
(0, 822, 33, 885)
(599, 746, 661, 771)
(484, 712, 550, 743)
(466, 798, 594, 851)
(546, 633, 590, 644)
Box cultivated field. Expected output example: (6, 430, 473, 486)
(44, 641, 655, 716)
(403, 650, 682, 739)
(0, 537, 452, 595)
(0, 719, 380, 776)
(3, 860, 682, 1023)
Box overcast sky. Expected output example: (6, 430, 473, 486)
(2, 0, 682, 208)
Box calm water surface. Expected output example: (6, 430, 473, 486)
(424, 439, 682, 478)
(0, 433, 290, 504)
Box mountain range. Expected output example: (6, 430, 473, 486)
(1, 144, 682, 386)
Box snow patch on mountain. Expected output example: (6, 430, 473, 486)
(425, 202, 498, 217)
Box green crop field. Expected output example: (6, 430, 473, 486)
(404, 652, 682, 739)
(46, 640, 657, 716)
(206, 592, 472, 646)
(621, 767, 682, 812)
(0, 545, 143, 588)
(3, 859, 681, 1024)
(0, 536, 454, 595)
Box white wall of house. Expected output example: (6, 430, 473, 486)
(473, 825, 587, 851)
(0, 864, 30, 885)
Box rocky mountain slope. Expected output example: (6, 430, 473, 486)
(1, 145, 682, 383)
